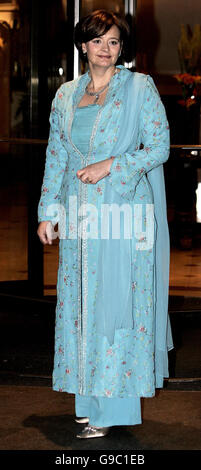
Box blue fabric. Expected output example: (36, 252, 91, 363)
(38, 65, 173, 398)
(71, 104, 100, 155)
(75, 393, 142, 427)
(91, 70, 174, 385)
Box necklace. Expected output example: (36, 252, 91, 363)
(85, 68, 118, 104)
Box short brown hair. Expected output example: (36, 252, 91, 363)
(74, 9, 130, 60)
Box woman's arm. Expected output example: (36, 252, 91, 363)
(107, 77, 170, 200)
(37, 220, 53, 245)
(37, 86, 69, 223)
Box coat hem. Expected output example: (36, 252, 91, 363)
(52, 383, 157, 398)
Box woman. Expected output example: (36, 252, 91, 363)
(37, 10, 173, 439)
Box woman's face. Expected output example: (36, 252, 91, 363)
(82, 25, 122, 69)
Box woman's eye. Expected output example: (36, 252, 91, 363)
(91, 38, 119, 46)
(109, 40, 119, 46)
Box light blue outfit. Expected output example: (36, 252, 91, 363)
(38, 65, 173, 426)
(72, 104, 142, 426)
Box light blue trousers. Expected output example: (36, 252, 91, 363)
(75, 393, 142, 427)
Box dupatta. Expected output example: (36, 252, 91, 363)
(92, 69, 173, 385)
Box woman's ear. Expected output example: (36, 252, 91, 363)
(119, 41, 123, 56)
(82, 42, 87, 54)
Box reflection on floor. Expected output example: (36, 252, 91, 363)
(0, 385, 201, 451)
(0, 185, 28, 282)
(170, 246, 201, 297)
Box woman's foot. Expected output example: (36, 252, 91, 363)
(75, 416, 89, 424)
(76, 425, 110, 438)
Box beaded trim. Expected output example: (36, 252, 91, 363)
(68, 92, 103, 394)
(80, 183, 88, 393)
(77, 180, 82, 392)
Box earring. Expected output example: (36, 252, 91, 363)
(82, 50, 87, 57)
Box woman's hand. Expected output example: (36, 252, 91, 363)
(37, 221, 53, 245)
(76, 157, 114, 184)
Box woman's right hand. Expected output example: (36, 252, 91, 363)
(37, 221, 53, 245)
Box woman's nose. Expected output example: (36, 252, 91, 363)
(101, 41, 109, 51)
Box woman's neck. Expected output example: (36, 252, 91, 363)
(87, 65, 117, 92)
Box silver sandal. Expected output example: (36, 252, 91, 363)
(76, 424, 110, 438)
(74, 416, 89, 424)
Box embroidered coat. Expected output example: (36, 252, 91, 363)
(38, 65, 173, 398)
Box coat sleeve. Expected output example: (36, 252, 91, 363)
(37, 86, 69, 223)
(107, 76, 170, 200)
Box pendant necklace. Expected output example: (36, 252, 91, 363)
(85, 68, 118, 104)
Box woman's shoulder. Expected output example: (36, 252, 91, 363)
(121, 67, 156, 92)
(128, 69, 157, 88)
(133, 71, 160, 98)
(52, 75, 85, 111)
(133, 71, 152, 85)
(55, 76, 81, 99)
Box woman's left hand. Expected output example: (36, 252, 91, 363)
(76, 157, 114, 184)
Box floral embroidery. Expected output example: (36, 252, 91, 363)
(105, 389, 112, 396)
(115, 100, 121, 108)
(139, 325, 147, 333)
(106, 348, 113, 356)
(96, 186, 102, 194)
(114, 163, 121, 171)
(38, 69, 169, 399)
(126, 371, 132, 377)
